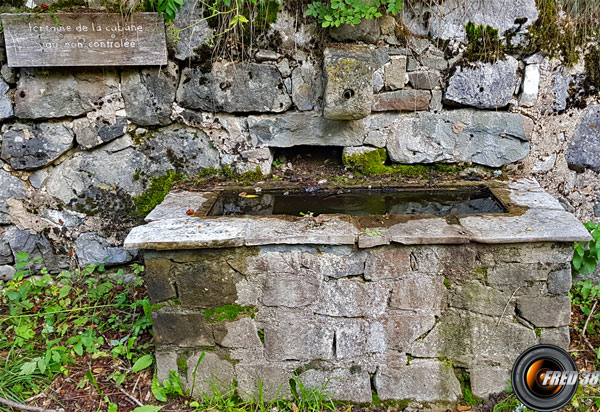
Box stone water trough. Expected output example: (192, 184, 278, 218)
(124, 178, 591, 405)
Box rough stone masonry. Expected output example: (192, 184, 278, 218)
(125, 178, 591, 406)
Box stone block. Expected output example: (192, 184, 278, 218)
(372, 90, 431, 112)
(261, 272, 320, 308)
(122, 61, 179, 126)
(379, 311, 436, 350)
(299, 246, 367, 278)
(0, 79, 12, 121)
(300, 367, 372, 403)
(389, 275, 445, 312)
(248, 112, 365, 147)
(408, 71, 441, 90)
(144, 254, 177, 303)
(155, 351, 181, 387)
(323, 47, 373, 120)
(15, 68, 119, 119)
(292, 61, 323, 111)
(75, 232, 136, 267)
(186, 352, 235, 397)
(443, 57, 518, 109)
(409, 309, 537, 365)
(516, 296, 571, 327)
(0, 169, 26, 225)
(314, 278, 388, 317)
(470, 365, 511, 398)
(1, 122, 74, 170)
(519, 64, 540, 107)
(213, 317, 262, 349)
(374, 359, 462, 402)
(567, 105, 600, 173)
(539, 327, 570, 350)
(236, 363, 295, 400)
(332, 318, 386, 358)
(152, 308, 214, 347)
(384, 56, 408, 90)
(264, 317, 334, 361)
(175, 258, 244, 308)
(176, 63, 291, 113)
(364, 246, 412, 280)
(547, 266, 572, 295)
(450, 280, 512, 317)
(385, 110, 530, 167)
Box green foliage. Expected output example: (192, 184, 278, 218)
(493, 394, 535, 412)
(342, 147, 471, 177)
(463, 21, 505, 63)
(289, 375, 336, 412)
(457, 370, 482, 406)
(572, 222, 600, 275)
(0, 253, 153, 407)
(571, 280, 600, 359)
(306, 0, 403, 28)
(133, 170, 185, 217)
(152, 370, 184, 401)
(146, 0, 184, 22)
(584, 46, 600, 94)
(204, 304, 256, 323)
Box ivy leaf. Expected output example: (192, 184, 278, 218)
(132, 355, 154, 373)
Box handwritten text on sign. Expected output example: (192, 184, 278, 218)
(1, 13, 167, 67)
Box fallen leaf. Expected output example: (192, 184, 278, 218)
(457, 406, 472, 411)
(452, 122, 467, 134)
(186, 209, 195, 215)
(526, 227, 532, 231)
(93, 368, 104, 374)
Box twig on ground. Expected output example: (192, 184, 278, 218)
(0, 397, 64, 412)
(117, 385, 143, 407)
(582, 299, 598, 353)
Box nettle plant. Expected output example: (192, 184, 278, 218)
(573, 222, 600, 275)
(306, 0, 404, 27)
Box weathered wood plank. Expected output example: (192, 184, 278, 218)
(1, 12, 167, 67)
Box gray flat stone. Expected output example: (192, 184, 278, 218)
(76, 232, 136, 267)
(15, 68, 119, 119)
(388, 218, 471, 245)
(0, 169, 26, 224)
(506, 178, 564, 210)
(186, 352, 235, 397)
(386, 110, 530, 167)
(444, 57, 518, 109)
(1, 122, 74, 170)
(123, 217, 252, 250)
(459, 208, 592, 243)
(0, 79, 12, 121)
(145, 191, 213, 222)
(248, 112, 365, 147)
(470, 365, 511, 398)
(314, 278, 388, 317)
(236, 363, 295, 401)
(374, 359, 462, 402)
(245, 216, 359, 246)
(517, 296, 571, 327)
(566, 105, 600, 172)
(299, 368, 372, 403)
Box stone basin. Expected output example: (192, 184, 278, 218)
(124, 178, 591, 405)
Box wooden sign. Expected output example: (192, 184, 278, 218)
(1, 12, 168, 67)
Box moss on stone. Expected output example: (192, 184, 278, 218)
(342, 148, 471, 177)
(456, 369, 483, 406)
(463, 21, 505, 63)
(133, 170, 186, 217)
(204, 304, 257, 323)
(584, 46, 600, 94)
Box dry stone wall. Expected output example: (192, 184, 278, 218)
(0, 0, 596, 276)
(146, 242, 573, 404)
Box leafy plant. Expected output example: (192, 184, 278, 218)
(306, 0, 403, 28)
(463, 21, 505, 63)
(151, 370, 184, 402)
(146, 0, 184, 22)
(573, 222, 600, 275)
(0, 253, 154, 409)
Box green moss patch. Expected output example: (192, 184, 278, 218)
(456, 369, 483, 406)
(463, 21, 505, 63)
(342, 148, 470, 177)
(133, 170, 185, 217)
(204, 304, 256, 323)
